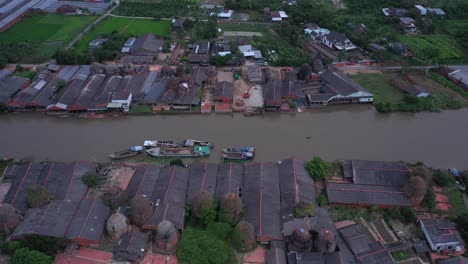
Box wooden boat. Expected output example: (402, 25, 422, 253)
(143, 140, 179, 148)
(449, 168, 466, 191)
(222, 147, 255, 160)
(146, 145, 210, 157)
(182, 139, 212, 148)
(108, 150, 139, 160)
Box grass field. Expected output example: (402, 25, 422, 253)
(0, 14, 96, 62)
(0, 14, 96, 44)
(399, 35, 464, 61)
(219, 23, 269, 33)
(441, 20, 468, 35)
(350, 73, 405, 104)
(77, 17, 171, 52)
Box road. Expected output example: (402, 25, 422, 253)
(66, 3, 120, 49)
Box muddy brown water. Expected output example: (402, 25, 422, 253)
(1, 106, 467, 169)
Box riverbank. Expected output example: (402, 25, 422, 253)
(1, 106, 468, 169)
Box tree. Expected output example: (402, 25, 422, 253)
(10, 248, 52, 264)
(298, 63, 312, 80)
(305, 157, 331, 181)
(422, 187, 436, 210)
(81, 173, 102, 188)
(0, 55, 7, 69)
(177, 228, 230, 264)
(404, 176, 427, 206)
(452, 213, 468, 244)
(433, 170, 452, 186)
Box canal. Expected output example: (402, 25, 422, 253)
(1, 106, 467, 169)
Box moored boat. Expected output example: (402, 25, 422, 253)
(143, 140, 179, 148)
(182, 139, 212, 148)
(146, 145, 210, 157)
(222, 146, 255, 160)
(449, 168, 466, 191)
(108, 146, 143, 160)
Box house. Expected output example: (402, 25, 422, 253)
(108, 90, 132, 112)
(3, 161, 94, 214)
(141, 79, 169, 105)
(243, 162, 282, 242)
(263, 80, 283, 111)
(326, 160, 411, 208)
(238, 45, 263, 60)
(126, 165, 160, 200)
(281, 81, 303, 103)
(55, 247, 113, 264)
(65, 198, 110, 246)
(122, 34, 163, 64)
(113, 230, 149, 262)
(322, 31, 356, 51)
(187, 162, 219, 205)
(68, 74, 106, 112)
(382, 7, 409, 17)
(47, 63, 60, 72)
(0, 76, 29, 104)
(158, 76, 201, 110)
(306, 70, 373, 106)
(211, 8, 233, 19)
(439, 257, 468, 264)
(304, 25, 330, 41)
(171, 18, 186, 29)
(7, 73, 51, 109)
(287, 252, 344, 264)
(267, 248, 287, 264)
(415, 5, 427, 15)
(399, 17, 417, 33)
(420, 219, 465, 253)
(338, 222, 394, 264)
(215, 163, 243, 198)
(401, 84, 431, 98)
(88, 38, 108, 50)
(271, 11, 288, 22)
(247, 64, 263, 83)
(214, 81, 234, 103)
(278, 159, 315, 223)
(193, 40, 211, 54)
(189, 54, 209, 65)
(427, 8, 446, 16)
(447, 69, 468, 90)
(390, 42, 409, 54)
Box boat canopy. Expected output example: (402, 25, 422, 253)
(131, 146, 143, 152)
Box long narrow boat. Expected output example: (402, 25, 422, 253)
(222, 147, 255, 160)
(143, 140, 179, 148)
(108, 150, 139, 160)
(182, 139, 212, 148)
(146, 145, 210, 157)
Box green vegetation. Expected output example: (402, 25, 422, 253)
(114, 1, 197, 18)
(10, 248, 52, 264)
(0, 14, 96, 63)
(295, 202, 315, 217)
(399, 35, 464, 62)
(351, 73, 462, 113)
(219, 23, 269, 33)
(77, 17, 171, 52)
(429, 72, 468, 99)
(177, 227, 232, 264)
(130, 105, 153, 114)
(305, 157, 332, 181)
(351, 74, 404, 105)
(210, 54, 233, 66)
(287, 99, 298, 109)
(81, 173, 102, 188)
(253, 35, 308, 66)
(422, 187, 436, 210)
(433, 170, 452, 187)
(0, 158, 12, 175)
(452, 213, 468, 244)
(383, 207, 417, 224)
(317, 195, 328, 206)
(328, 206, 375, 221)
(391, 250, 410, 262)
(446, 189, 467, 214)
(170, 159, 185, 167)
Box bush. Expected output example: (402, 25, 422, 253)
(305, 157, 331, 181)
(287, 99, 298, 108)
(177, 228, 230, 264)
(317, 195, 328, 206)
(10, 248, 52, 264)
(401, 208, 417, 223)
(81, 173, 102, 188)
(200, 207, 217, 227)
(422, 187, 436, 210)
(375, 102, 392, 112)
(206, 222, 233, 240)
(295, 202, 315, 217)
(18, 235, 68, 256)
(433, 170, 452, 187)
(452, 213, 468, 244)
(170, 159, 185, 167)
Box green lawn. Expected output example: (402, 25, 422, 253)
(399, 35, 464, 61)
(391, 250, 410, 262)
(77, 17, 171, 52)
(350, 73, 405, 104)
(130, 104, 153, 113)
(0, 14, 96, 44)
